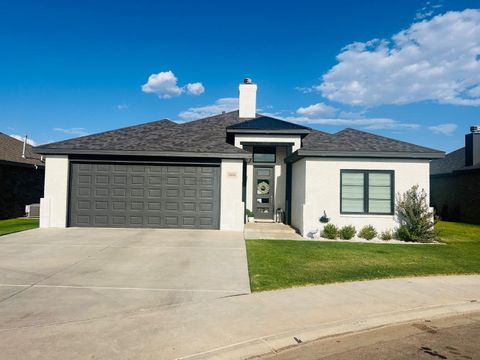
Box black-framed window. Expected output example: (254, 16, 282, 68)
(253, 146, 276, 163)
(340, 170, 394, 215)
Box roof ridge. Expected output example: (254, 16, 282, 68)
(255, 114, 312, 130)
(335, 127, 441, 153)
(35, 118, 174, 149)
(180, 110, 240, 126)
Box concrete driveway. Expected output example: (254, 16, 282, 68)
(0, 227, 250, 330)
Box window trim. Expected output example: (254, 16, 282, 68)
(340, 169, 395, 215)
(252, 146, 276, 163)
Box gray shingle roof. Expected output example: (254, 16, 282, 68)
(302, 128, 442, 154)
(35, 110, 443, 160)
(430, 147, 465, 175)
(36, 119, 179, 151)
(35, 113, 249, 156)
(227, 116, 310, 131)
(430, 147, 480, 174)
(0, 133, 43, 166)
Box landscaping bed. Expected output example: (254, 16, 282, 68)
(246, 221, 480, 291)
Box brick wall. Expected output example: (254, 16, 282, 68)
(430, 171, 480, 225)
(0, 163, 45, 219)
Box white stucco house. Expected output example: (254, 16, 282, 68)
(34, 79, 444, 236)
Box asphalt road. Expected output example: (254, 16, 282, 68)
(260, 312, 480, 360)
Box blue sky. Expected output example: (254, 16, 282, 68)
(0, 0, 479, 152)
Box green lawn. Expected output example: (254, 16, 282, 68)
(246, 221, 480, 292)
(0, 218, 39, 236)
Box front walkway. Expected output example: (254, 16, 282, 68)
(244, 222, 304, 240)
(1, 275, 479, 359)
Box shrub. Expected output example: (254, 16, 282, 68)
(245, 209, 254, 217)
(380, 230, 393, 241)
(395, 225, 411, 242)
(321, 223, 338, 239)
(339, 225, 356, 240)
(395, 185, 436, 243)
(358, 225, 377, 240)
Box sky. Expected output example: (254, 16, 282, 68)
(0, 0, 479, 153)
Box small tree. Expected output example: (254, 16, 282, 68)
(395, 185, 436, 243)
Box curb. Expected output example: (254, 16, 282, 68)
(178, 300, 480, 360)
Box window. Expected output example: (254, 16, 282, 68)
(340, 170, 394, 214)
(253, 146, 276, 163)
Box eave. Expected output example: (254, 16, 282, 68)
(285, 149, 445, 163)
(226, 129, 311, 135)
(34, 148, 252, 160)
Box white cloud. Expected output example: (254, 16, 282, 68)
(290, 102, 419, 130)
(185, 82, 205, 96)
(428, 123, 458, 135)
(318, 9, 480, 107)
(415, 1, 443, 20)
(285, 116, 419, 130)
(117, 104, 128, 110)
(295, 86, 315, 94)
(9, 134, 38, 146)
(141, 71, 183, 98)
(141, 70, 204, 99)
(296, 102, 337, 117)
(53, 127, 89, 136)
(178, 98, 238, 121)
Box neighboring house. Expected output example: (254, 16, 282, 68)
(430, 126, 480, 225)
(0, 133, 45, 219)
(34, 79, 444, 236)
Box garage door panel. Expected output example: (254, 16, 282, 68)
(147, 202, 161, 210)
(77, 200, 91, 210)
(69, 163, 220, 229)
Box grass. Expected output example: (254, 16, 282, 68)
(246, 221, 480, 292)
(0, 218, 39, 236)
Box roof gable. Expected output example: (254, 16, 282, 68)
(227, 116, 310, 132)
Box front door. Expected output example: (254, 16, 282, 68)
(253, 166, 274, 220)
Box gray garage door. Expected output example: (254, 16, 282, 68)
(69, 162, 220, 229)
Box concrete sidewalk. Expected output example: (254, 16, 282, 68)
(1, 275, 480, 360)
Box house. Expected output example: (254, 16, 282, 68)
(34, 79, 444, 236)
(0, 133, 45, 219)
(430, 126, 480, 225)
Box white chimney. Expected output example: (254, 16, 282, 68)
(239, 78, 257, 118)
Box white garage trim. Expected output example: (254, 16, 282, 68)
(220, 159, 244, 231)
(40, 155, 69, 228)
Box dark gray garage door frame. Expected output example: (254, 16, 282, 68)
(68, 158, 221, 229)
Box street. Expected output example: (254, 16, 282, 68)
(260, 312, 480, 360)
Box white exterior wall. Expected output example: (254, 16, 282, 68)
(298, 158, 430, 237)
(243, 146, 287, 212)
(40, 155, 69, 228)
(291, 158, 306, 234)
(234, 134, 302, 151)
(220, 159, 244, 231)
(234, 134, 301, 217)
